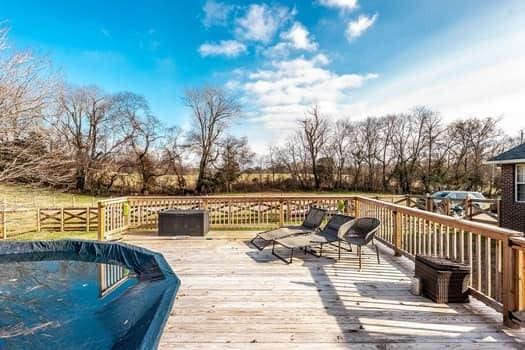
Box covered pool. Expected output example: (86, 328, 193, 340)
(0, 240, 180, 350)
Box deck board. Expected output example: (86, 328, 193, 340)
(124, 233, 525, 349)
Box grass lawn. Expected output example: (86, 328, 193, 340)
(0, 183, 106, 208)
(13, 230, 97, 241)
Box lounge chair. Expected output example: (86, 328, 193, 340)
(271, 214, 354, 264)
(340, 217, 381, 271)
(250, 206, 327, 251)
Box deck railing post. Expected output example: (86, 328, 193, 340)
(393, 209, 402, 257)
(354, 197, 361, 217)
(98, 202, 106, 241)
(279, 199, 284, 227)
(502, 238, 519, 328)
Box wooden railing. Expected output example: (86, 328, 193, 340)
(357, 196, 522, 327)
(98, 197, 129, 240)
(97, 194, 524, 327)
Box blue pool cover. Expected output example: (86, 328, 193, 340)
(0, 240, 180, 350)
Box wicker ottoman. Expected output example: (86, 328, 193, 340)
(415, 255, 470, 303)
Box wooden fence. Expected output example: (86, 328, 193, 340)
(97, 194, 524, 327)
(371, 194, 500, 225)
(0, 207, 98, 238)
(37, 207, 98, 232)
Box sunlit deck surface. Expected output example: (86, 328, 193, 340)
(124, 231, 525, 349)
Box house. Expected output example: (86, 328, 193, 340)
(487, 143, 525, 232)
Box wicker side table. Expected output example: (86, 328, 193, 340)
(415, 255, 470, 303)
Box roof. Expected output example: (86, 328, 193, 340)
(486, 143, 525, 164)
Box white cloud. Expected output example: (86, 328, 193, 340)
(235, 4, 292, 43)
(202, 0, 234, 27)
(346, 13, 378, 41)
(232, 53, 377, 130)
(264, 22, 318, 58)
(282, 22, 318, 51)
(319, 0, 358, 11)
(227, 53, 377, 152)
(198, 40, 247, 58)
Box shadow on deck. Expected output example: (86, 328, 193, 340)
(124, 231, 525, 349)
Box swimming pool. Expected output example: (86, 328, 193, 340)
(0, 240, 180, 350)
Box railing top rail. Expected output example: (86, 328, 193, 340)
(98, 197, 129, 205)
(356, 195, 520, 240)
(126, 195, 357, 201)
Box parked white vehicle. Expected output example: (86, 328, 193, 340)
(431, 191, 489, 216)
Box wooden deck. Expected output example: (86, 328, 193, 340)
(124, 232, 525, 349)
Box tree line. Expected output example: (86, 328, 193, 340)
(0, 27, 519, 195)
(265, 106, 516, 195)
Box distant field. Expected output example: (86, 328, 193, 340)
(0, 183, 106, 209)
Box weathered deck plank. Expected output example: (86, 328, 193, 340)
(124, 234, 525, 349)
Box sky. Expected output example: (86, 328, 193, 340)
(2, 0, 525, 152)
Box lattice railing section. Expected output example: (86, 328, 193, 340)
(120, 196, 356, 229)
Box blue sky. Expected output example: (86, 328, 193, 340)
(2, 0, 525, 151)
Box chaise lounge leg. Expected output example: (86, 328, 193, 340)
(271, 241, 294, 264)
(338, 239, 341, 260)
(250, 236, 266, 251)
(376, 244, 380, 264)
(358, 245, 362, 271)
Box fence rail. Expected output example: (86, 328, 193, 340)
(369, 194, 500, 226)
(0, 207, 99, 238)
(96, 194, 523, 327)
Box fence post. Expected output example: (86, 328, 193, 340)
(393, 210, 402, 257)
(86, 207, 91, 232)
(98, 202, 106, 241)
(425, 193, 432, 212)
(60, 208, 64, 232)
(466, 196, 472, 220)
(279, 199, 284, 227)
(36, 208, 41, 232)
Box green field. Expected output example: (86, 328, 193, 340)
(0, 184, 106, 240)
(0, 183, 106, 208)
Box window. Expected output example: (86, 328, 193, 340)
(517, 165, 525, 202)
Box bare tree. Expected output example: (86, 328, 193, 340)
(0, 26, 65, 184)
(115, 92, 168, 194)
(297, 105, 329, 189)
(54, 86, 129, 191)
(162, 127, 188, 193)
(184, 87, 240, 194)
(326, 119, 352, 189)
